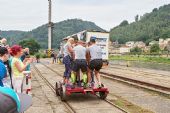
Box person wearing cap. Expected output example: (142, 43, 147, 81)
(63, 38, 74, 85)
(10, 45, 32, 93)
(72, 40, 88, 87)
(0, 86, 32, 113)
(0, 47, 9, 87)
(86, 37, 103, 88)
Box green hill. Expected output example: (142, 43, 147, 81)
(110, 4, 170, 45)
(0, 19, 105, 48)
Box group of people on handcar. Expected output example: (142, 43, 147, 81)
(62, 37, 103, 88)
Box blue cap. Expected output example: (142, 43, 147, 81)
(90, 36, 96, 42)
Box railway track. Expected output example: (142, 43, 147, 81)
(43, 60, 170, 97)
(39, 62, 129, 113)
(32, 63, 76, 113)
(100, 66, 170, 96)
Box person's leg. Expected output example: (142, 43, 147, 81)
(71, 60, 77, 84)
(81, 61, 87, 84)
(94, 70, 101, 86)
(63, 57, 68, 84)
(14, 77, 23, 93)
(87, 60, 95, 87)
(65, 56, 72, 84)
(94, 59, 103, 87)
(87, 67, 91, 83)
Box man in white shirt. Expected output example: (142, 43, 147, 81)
(86, 37, 103, 88)
(72, 41, 88, 86)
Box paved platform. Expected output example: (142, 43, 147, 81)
(25, 67, 69, 113)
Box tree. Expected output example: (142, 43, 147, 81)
(150, 44, 160, 54)
(135, 15, 139, 22)
(119, 20, 129, 27)
(19, 39, 41, 55)
(110, 4, 170, 44)
(152, 8, 158, 12)
(130, 47, 142, 55)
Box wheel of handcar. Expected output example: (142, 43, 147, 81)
(99, 91, 107, 99)
(55, 82, 60, 96)
(60, 85, 67, 101)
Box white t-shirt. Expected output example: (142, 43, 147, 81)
(73, 45, 86, 59)
(63, 43, 71, 57)
(87, 44, 102, 60)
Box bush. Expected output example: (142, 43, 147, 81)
(41, 53, 48, 58)
(35, 53, 40, 59)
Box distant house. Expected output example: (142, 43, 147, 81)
(159, 38, 170, 50)
(134, 41, 146, 48)
(143, 46, 150, 53)
(125, 41, 135, 48)
(149, 41, 159, 46)
(119, 46, 131, 54)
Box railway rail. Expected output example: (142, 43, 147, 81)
(39, 62, 129, 113)
(32, 63, 76, 113)
(43, 60, 170, 96)
(100, 66, 170, 96)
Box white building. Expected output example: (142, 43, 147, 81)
(134, 41, 146, 48)
(119, 46, 131, 54)
(125, 41, 135, 48)
(159, 38, 170, 50)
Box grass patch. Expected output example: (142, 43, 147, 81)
(109, 94, 154, 113)
(109, 55, 170, 64)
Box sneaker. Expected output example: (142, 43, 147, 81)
(87, 83, 92, 88)
(91, 82, 95, 87)
(98, 83, 104, 88)
(98, 84, 102, 88)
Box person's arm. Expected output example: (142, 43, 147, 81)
(68, 45, 73, 53)
(68, 45, 74, 58)
(86, 48, 91, 64)
(72, 48, 75, 60)
(14, 61, 30, 72)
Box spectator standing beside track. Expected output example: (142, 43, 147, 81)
(10, 45, 32, 93)
(51, 51, 55, 64)
(0, 38, 13, 88)
(63, 38, 74, 85)
(0, 38, 7, 47)
(0, 47, 9, 87)
(57, 47, 63, 64)
(87, 38, 103, 88)
(53, 52, 57, 63)
(21, 48, 31, 71)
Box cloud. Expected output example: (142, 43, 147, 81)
(0, 0, 169, 31)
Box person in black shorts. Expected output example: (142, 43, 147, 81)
(72, 41, 87, 86)
(87, 37, 103, 88)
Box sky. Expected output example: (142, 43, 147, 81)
(0, 0, 170, 31)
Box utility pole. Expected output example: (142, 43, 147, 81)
(48, 0, 53, 50)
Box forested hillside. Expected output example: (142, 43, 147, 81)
(110, 4, 170, 45)
(0, 19, 104, 48)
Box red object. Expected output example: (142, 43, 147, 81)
(65, 87, 109, 96)
(10, 45, 22, 56)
